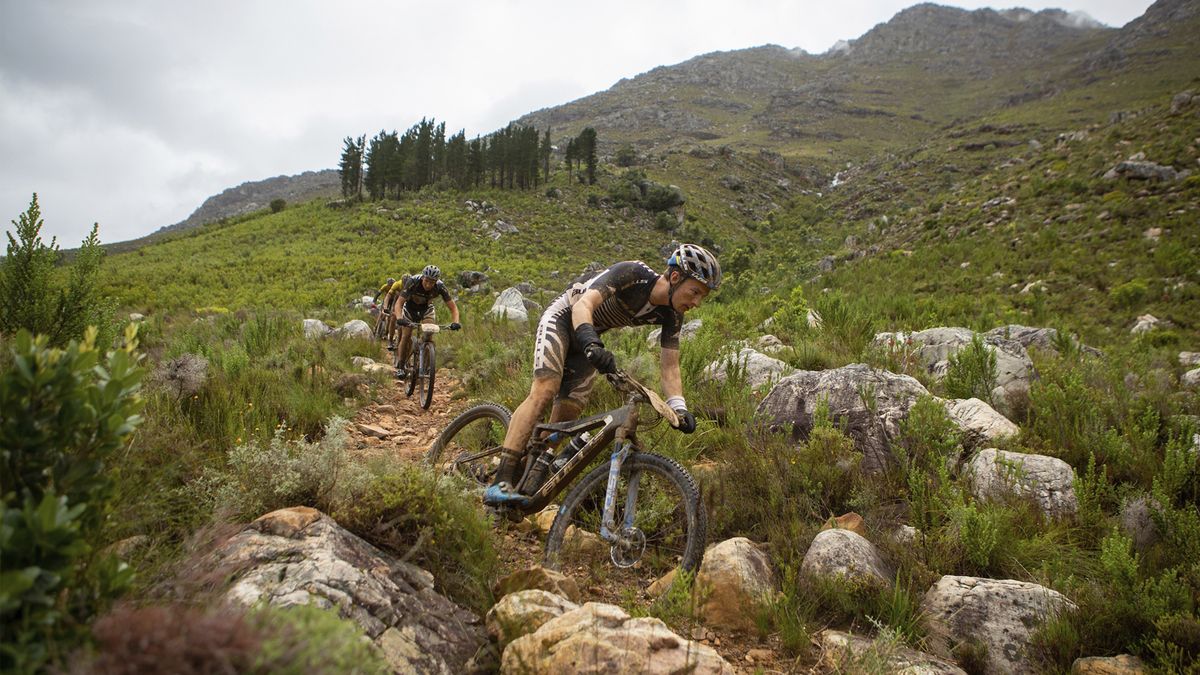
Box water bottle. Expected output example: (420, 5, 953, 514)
(553, 431, 592, 473)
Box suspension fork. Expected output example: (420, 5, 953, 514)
(599, 435, 643, 544)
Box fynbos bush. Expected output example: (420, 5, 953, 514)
(1, 326, 144, 673)
(942, 335, 997, 402)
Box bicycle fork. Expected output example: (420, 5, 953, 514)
(599, 441, 642, 548)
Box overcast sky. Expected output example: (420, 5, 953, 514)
(0, 0, 1153, 245)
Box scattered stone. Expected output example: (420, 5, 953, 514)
(757, 364, 931, 472)
(1170, 90, 1195, 114)
(894, 525, 920, 546)
(983, 324, 1100, 357)
(1020, 280, 1046, 294)
(702, 348, 793, 389)
(945, 398, 1020, 446)
(502, 602, 734, 674)
(493, 567, 581, 603)
(1182, 368, 1200, 389)
(968, 448, 1078, 518)
(337, 319, 372, 339)
(128, 312, 145, 322)
(1103, 160, 1188, 182)
(106, 534, 150, 560)
(1072, 654, 1149, 674)
(821, 512, 868, 538)
(1143, 227, 1162, 241)
(922, 576, 1075, 675)
(458, 270, 489, 288)
(211, 508, 483, 674)
(1131, 314, 1161, 334)
(720, 174, 744, 191)
(818, 629, 966, 674)
(754, 334, 787, 355)
(302, 318, 333, 339)
(374, 404, 396, 414)
(1180, 352, 1200, 367)
(695, 537, 778, 632)
(818, 255, 836, 272)
(485, 589, 578, 649)
(531, 505, 558, 536)
(355, 423, 392, 439)
(807, 308, 824, 329)
(746, 647, 774, 664)
(487, 288, 529, 322)
(801, 528, 891, 588)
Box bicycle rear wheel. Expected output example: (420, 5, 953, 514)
(544, 452, 706, 586)
(420, 341, 435, 410)
(426, 402, 511, 485)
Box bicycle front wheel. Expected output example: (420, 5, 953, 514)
(426, 402, 511, 485)
(404, 344, 418, 397)
(420, 341, 435, 410)
(544, 452, 706, 585)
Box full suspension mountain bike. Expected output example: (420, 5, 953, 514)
(426, 371, 706, 586)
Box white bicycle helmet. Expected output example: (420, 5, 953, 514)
(667, 243, 721, 290)
(422, 264, 441, 280)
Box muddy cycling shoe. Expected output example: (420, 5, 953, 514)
(394, 367, 407, 379)
(483, 482, 529, 507)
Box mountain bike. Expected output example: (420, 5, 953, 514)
(394, 319, 451, 410)
(373, 306, 390, 340)
(426, 371, 706, 587)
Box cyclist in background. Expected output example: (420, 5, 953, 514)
(395, 265, 461, 377)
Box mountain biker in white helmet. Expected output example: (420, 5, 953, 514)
(394, 264, 461, 377)
(484, 243, 721, 506)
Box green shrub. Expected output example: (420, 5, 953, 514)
(269, 198, 287, 213)
(1109, 279, 1150, 309)
(0, 194, 116, 347)
(333, 464, 498, 612)
(190, 415, 356, 522)
(1, 326, 144, 673)
(942, 334, 997, 402)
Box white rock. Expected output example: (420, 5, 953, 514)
(968, 448, 1077, 518)
(646, 319, 703, 345)
(487, 288, 529, 322)
(818, 629, 966, 674)
(128, 312, 145, 322)
(338, 319, 373, 339)
(945, 398, 1020, 446)
(703, 348, 793, 389)
(485, 589, 577, 649)
(1180, 352, 1200, 367)
(800, 528, 891, 588)
(921, 575, 1076, 675)
(302, 319, 333, 339)
(1131, 314, 1160, 334)
(1182, 368, 1200, 389)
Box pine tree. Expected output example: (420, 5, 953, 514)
(338, 135, 365, 199)
(541, 128, 552, 183)
(578, 127, 598, 185)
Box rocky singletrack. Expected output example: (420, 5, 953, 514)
(343, 345, 794, 673)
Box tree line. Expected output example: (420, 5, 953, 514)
(338, 120, 599, 200)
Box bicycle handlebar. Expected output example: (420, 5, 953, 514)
(604, 371, 680, 427)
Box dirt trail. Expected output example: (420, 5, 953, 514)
(343, 347, 795, 673)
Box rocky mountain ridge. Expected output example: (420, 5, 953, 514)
(156, 169, 339, 235)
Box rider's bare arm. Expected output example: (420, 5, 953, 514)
(570, 289, 604, 329)
(660, 347, 683, 399)
(447, 298, 461, 324)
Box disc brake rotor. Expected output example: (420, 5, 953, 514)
(610, 527, 647, 568)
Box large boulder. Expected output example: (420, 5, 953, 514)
(801, 529, 892, 588)
(1180, 352, 1200, 368)
(337, 319, 372, 339)
(486, 589, 578, 649)
(501, 601, 733, 674)
(208, 507, 484, 675)
(921, 576, 1076, 675)
(487, 288, 529, 322)
(817, 629, 966, 674)
(757, 364, 931, 472)
(694, 537, 778, 632)
(702, 348, 793, 390)
(303, 318, 333, 339)
(967, 448, 1077, 518)
(983, 324, 1100, 357)
(945, 398, 1020, 447)
(872, 327, 1034, 414)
